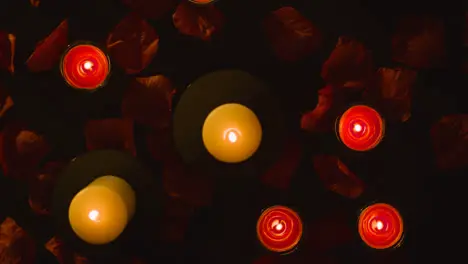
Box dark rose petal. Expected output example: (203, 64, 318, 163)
(26, 20, 69, 72)
(84, 118, 136, 155)
(313, 155, 364, 199)
(122, 0, 177, 20)
(392, 15, 446, 69)
(261, 138, 301, 190)
(301, 85, 346, 133)
(107, 13, 159, 74)
(0, 218, 36, 264)
(0, 123, 50, 182)
(263, 7, 322, 62)
(173, 2, 224, 41)
(367, 67, 417, 122)
(162, 154, 214, 207)
(122, 75, 175, 129)
(29, 162, 65, 215)
(321, 37, 373, 87)
(430, 115, 468, 170)
(0, 32, 14, 73)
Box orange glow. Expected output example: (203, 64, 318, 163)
(61, 44, 110, 90)
(189, 0, 216, 4)
(358, 203, 404, 250)
(256, 205, 303, 253)
(202, 103, 262, 163)
(337, 105, 385, 151)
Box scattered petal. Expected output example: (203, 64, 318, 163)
(392, 15, 446, 69)
(84, 118, 136, 155)
(263, 7, 322, 62)
(173, 2, 224, 41)
(122, 75, 175, 129)
(26, 20, 69, 72)
(107, 13, 159, 74)
(313, 155, 364, 199)
(321, 37, 373, 87)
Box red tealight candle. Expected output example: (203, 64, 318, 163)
(256, 205, 303, 253)
(337, 105, 385, 151)
(61, 44, 110, 90)
(358, 203, 404, 250)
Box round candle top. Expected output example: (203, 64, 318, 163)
(68, 176, 135, 245)
(202, 103, 262, 163)
(337, 105, 385, 151)
(358, 203, 404, 250)
(61, 44, 110, 90)
(256, 205, 303, 253)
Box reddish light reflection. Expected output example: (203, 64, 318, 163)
(256, 205, 303, 253)
(337, 105, 384, 151)
(61, 44, 110, 90)
(189, 0, 216, 4)
(358, 203, 404, 250)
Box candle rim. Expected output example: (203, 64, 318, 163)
(335, 104, 385, 152)
(357, 202, 405, 250)
(60, 41, 111, 91)
(256, 205, 303, 253)
(188, 0, 218, 5)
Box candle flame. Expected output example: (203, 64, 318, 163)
(223, 128, 241, 143)
(353, 123, 362, 132)
(376, 220, 383, 230)
(88, 210, 101, 222)
(83, 61, 94, 71)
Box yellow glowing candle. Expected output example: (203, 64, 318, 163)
(202, 103, 262, 163)
(68, 176, 136, 245)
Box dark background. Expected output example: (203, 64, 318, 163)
(1, 0, 466, 263)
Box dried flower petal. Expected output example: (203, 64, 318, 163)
(29, 162, 65, 215)
(261, 139, 301, 190)
(122, 75, 175, 129)
(322, 37, 373, 87)
(173, 2, 224, 41)
(392, 15, 446, 69)
(107, 13, 159, 74)
(162, 155, 214, 207)
(0, 32, 15, 73)
(0, 123, 50, 182)
(0, 218, 36, 264)
(313, 155, 364, 198)
(301, 85, 345, 132)
(84, 119, 136, 155)
(368, 67, 417, 122)
(26, 20, 69, 72)
(122, 0, 177, 20)
(431, 115, 468, 170)
(263, 7, 322, 62)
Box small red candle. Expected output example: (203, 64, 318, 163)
(61, 44, 110, 90)
(358, 203, 404, 250)
(256, 205, 303, 253)
(337, 105, 385, 151)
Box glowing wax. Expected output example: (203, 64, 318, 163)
(202, 103, 262, 163)
(68, 176, 135, 245)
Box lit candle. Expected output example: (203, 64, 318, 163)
(256, 205, 303, 253)
(61, 43, 110, 90)
(337, 105, 385, 151)
(358, 203, 404, 250)
(202, 103, 262, 163)
(68, 175, 135, 245)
